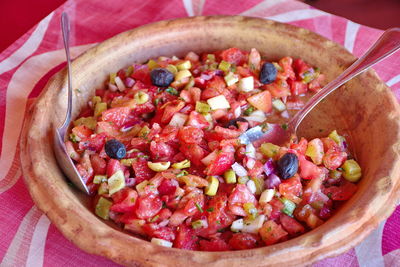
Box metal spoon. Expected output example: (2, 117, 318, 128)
(239, 27, 400, 146)
(53, 12, 90, 194)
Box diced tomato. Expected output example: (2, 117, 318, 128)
(306, 138, 324, 165)
(265, 80, 291, 98)
(102, 107, 131, 128)
(110, 188, 138, 213)
(220, 48, 246, 65)
(290, 137, 308, 155)
(205, 147, 235, 176)
(157, 208, 173, 221)
(90, 154, 107, 175)
(131, 159, 154, 184)
(158, 179, 177, 196)
(269, 198, 284, 220)
(178, 126, 204, 144)
(161, 100, 185, 124)
(72, 125, 93, 139)
(247, 90, 272, 113)
(214, 126, 241, 139)
(278, 57, 295, 80)
(199, 239, 230, 251)
(180, 143, 205, 166)
(299, 157, 322, 180)
(259, 220, 288, 245)
(229, 233, 259, 250)
(106, 159, 124, 177)
(133, 102, 155, 115)
(130, 137, 149, 151)
(150, 141, 176, 161)
(228, 184, 257, 216)
(131, 65, 151, 84)
(247, 160, 264, 178)
(142, 223, 176, 242)
(186, 111, 209, 129)
(288, 79, 308, 96)
(323, 150, 347, 170)
(135, 194, 162, 219)
(321, 137, 341, 153)
(293, 58, 311, 78)
(308, 74, 325, 92)
(78, 133, 107, 152)
(323, 182, 357, 201)
(280, 214, 305, 236)
(174, 224, 199, 250)
(279, 175, 302, 204)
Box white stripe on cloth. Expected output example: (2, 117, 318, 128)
(344, 21, 360, 53)
(0, 206, 42, 266)
(0, 44, 95, 186)
(387, 74, 400, 87)
(25, 214, 51, 267)
(240, 0, 287, 16)
(266, 9, 327, 23)
(182, 0, 195, 16)
(0, 12, 54, 75)
(354, 221, 386, 267)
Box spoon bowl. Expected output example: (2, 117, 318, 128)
(240, 27, 400, 145)
(53, 12, 90, 195)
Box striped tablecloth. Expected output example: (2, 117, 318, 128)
(0, 0, 399, 266)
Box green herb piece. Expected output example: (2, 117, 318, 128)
(165, 87, 179, 96)
(195, 203, 203, 213)
(244, 106, 255, 116)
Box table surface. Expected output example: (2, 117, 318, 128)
(1, 0, 399, 53)
(0, 0, 399, 266)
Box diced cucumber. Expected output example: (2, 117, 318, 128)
(224, 72, 239, 86)
(260, 143, 280, 158)
(272, 99, 286, 112)
(94, 102, 107, 117)
(177, 60, 191, 70)
(238, 76, 254, 92)
(205, 176, 219, 196)
(108, 170, 126, 195)
(259, 189, 275, 204)
(151, 238, 173, 248)
(281, 198, 296, 216)
(195, 101, 211, 113)
(341, 159, 362, 182)
(224, 169, 237, 184)
(218, 60, 231, 72)
(93, 175, 107, 184)
(95, 197, 112, 220)
(207, 95, 230, 110)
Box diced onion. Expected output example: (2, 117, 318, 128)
(259, 189, 275, 204)
(201, 150, 218, 166)
(230, 218, 244, 232)
(151, 238, 173, 248)
(246, 180, 257, 194)
(108, 83, 118, 92)
(114, 76, 126, 92)
(169, 113, 188, 127)
(243, 110, 266, 122)
(207, 95, 230, 110)
(234, 106, 241, 118)
(238, 76, 254, 92)
(124, 77, 135, 87)
(246, 158, 255, 169)
(242, 215, 265, 234)
(281, 110, 290, 119)
(245, 143, 256, 158)
(263, 159, 276, 176)
(231, 162, 248, 177)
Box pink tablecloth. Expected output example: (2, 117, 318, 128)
(0, 0, 399, 266)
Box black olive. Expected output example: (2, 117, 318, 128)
(259, 62, 277, 84)
(105, 139, 126, 159)
(225, 117, 248, 128)
(277, 153, 298, 180)
(150, 68, 174, 87)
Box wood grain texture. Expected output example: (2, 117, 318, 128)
(19, 16, 400, 266)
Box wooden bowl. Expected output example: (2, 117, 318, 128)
(20, 16, 400, 266)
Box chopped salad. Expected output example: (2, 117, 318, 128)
(66, 47, 361, 250)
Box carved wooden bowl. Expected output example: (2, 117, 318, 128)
(20, 16, 400, 266)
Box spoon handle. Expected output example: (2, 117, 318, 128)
(59, 12, 73, 132)
(289, 27, 400, 132)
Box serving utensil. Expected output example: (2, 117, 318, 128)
(239, 27, 400, 146)
(53, 12, 90, 194)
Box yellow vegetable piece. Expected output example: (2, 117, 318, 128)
(73, 117, 97, 130)
(329, 170, 342, 179)
(94, 102, 107, 117)
(205, 176, 219, 196)
(109, 72, 117, 84)
(95, 197, 113, 220)
(195, 101, 211, 114)
(97, 182, 108, 195)
(177, 60, 192, 70)
(166, 64, 178, 74)
(251, 177, 264, 195)
(172, 159, 191, 169)
(147, 161, 171, 172)
(175, 70, 192, 81)
(237, 176, 249, 184)
(121, 158, 135, 167)
(218, 60, 231, 72)
(341, 159, 362, 182)
(134, 91, 149, 104)
(224, 169, 237, 184)
(138, 125, 150, 138)
(147, 59, 159, 70)
(243, 202, 258, 220)
(224, 72, 239, 86)
(260, 143, 280, 158)
(328, 130, 342, 144)
(108, 170, 126, 195)
(92, 96, 102, 106)
(93, 175, 107, 184)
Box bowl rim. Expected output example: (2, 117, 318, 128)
(20, 15, 400, 266)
